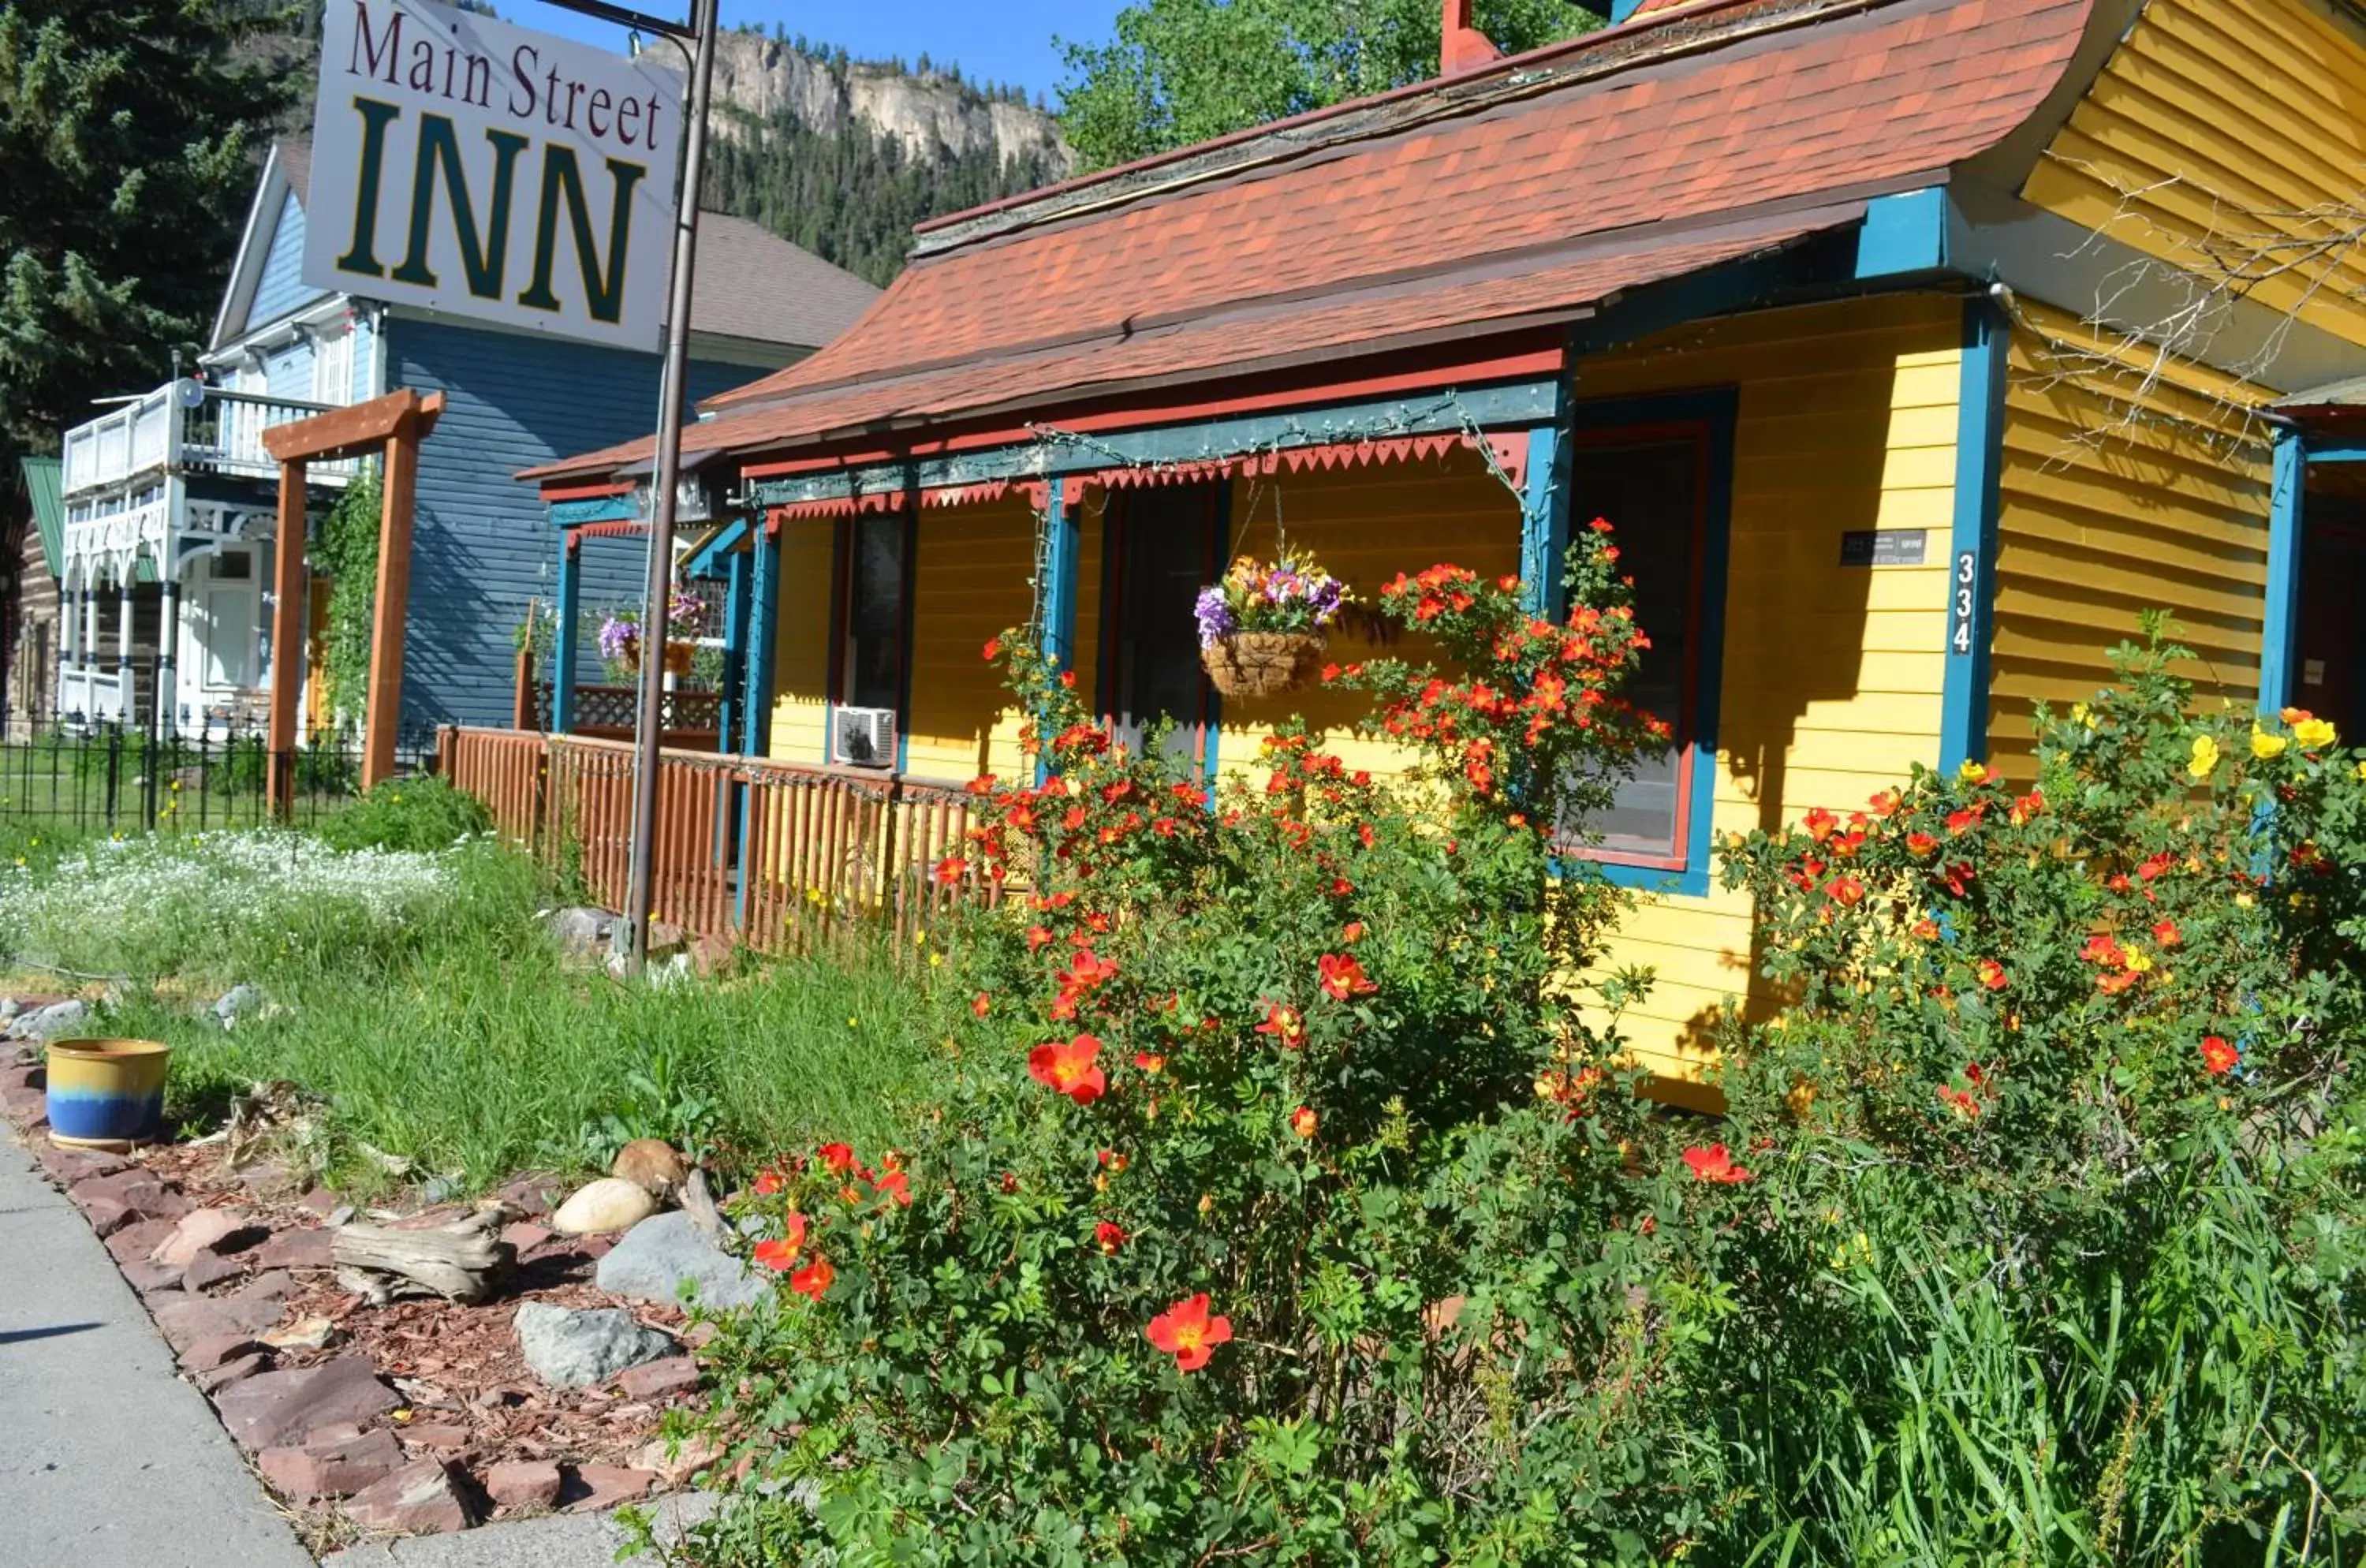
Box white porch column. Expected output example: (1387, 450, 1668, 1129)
(157, 574, 182, 741)
(79, 575, 99, 669)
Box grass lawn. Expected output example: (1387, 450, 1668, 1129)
(2, 807, 947, 1193)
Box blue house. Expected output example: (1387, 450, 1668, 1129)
(50, 137, 877, 738)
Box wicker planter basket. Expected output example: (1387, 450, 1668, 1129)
(625, 640, 698, 677)
(1202, 631, 1327, 700)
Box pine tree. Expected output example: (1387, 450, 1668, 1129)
(0, 0, 293, 465)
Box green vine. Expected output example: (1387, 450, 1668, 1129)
(315, 465, 383, 732)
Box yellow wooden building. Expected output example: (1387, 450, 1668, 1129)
(524, 0, 2366, 1091)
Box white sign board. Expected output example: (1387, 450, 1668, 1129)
(304, 0, 681, 349)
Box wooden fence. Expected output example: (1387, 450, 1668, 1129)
(438, 725, 986, 953)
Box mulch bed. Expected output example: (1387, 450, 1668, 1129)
(1, 1029, 721, 1545)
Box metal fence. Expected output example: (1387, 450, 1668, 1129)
(0, 720, 435, 838)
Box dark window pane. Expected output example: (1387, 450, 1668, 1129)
(848, 514, 905, 711)
(1566, 435, 1700, 861)
(1111, 487, 1216, 764)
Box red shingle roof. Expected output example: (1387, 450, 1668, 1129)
(529, 0, 2095, 481)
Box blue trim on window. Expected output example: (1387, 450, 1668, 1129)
(1855, 188, 1948, 280)
(683, 516, 749, 581)
(1560, 386, 1739, 900)
(718, 546, 748, 754)
(2261, 429, 2305, 712)
(1517, 391, 1575, 618)
(1939, 297, 2009, 772)
(548, 495, 640, 528)
(2301, 438, 2366, 462)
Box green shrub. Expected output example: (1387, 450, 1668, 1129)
(315, 775, 492, 853)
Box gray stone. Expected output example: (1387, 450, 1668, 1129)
(512, 1303, 675, 1389)
(20, 999, 89, 1040)
(213, 984, 263, 1029)
(595, 1210, 767, 1310)
(548, 906, 616, 960)
(0, 997, 20, 1021)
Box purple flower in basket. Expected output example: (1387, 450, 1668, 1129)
(1193, 586, 1238, 648)
(1303, 576, 1345, 622)
(596, 613, 640, 663)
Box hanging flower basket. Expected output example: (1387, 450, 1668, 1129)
(630, 638, 697, 677)
(1202, 630, 1328, 699)
(1194, 550, 1350, 700)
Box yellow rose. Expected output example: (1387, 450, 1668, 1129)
(2071, 701, 2093, 728)
(2294, 717, 2337, 750)
(2251, 726, 2288, 760)
(2188, 734, 2219, 780)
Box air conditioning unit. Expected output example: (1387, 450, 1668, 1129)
(830, 705, 898, 768)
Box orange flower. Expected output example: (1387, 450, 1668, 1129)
(1255, 1002, 1306, 1047)
(1681, 1144, 1752, 1185)
(874, 1169, 912, 1208)
(1289, 1105, 1318, 1138)
(752, 1212, 808, 1271)
(789, 1255, 834, 1299)
(972, 992, 992, 1018)
(2151, 918, 2181, 947)
(1868, 788, 1903, 819)
(1824, 875, 1866, 908)
(1028, 1033, 1107, 1105)
(1342, 920, 1366, 945)
(1316, 953, 1377, 1001)
(932, 856, 968, 887)
(1025, 925, 1054, 952)
(982, 637, 1002, 661)
(1094, 1220, 1127, 1255)
(1145, 1292, 1233, 1373)
(1938, 1085, 1980, 1119)
(1133, 1051, 1165, 1074)
(1096, 1148, 1129, 1173)
(1905, 831, 1939, 857)
(818, 1143, 857, 1174)
(1976, 958, 2007, 991)
(1912, 917, 1940, 941)
(1803, 807, 1838, 843)
(2200, 1036, 2238, 1075)
(752, 1169, 785, 1197)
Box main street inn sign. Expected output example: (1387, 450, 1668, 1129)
(305, 0, 682, 349)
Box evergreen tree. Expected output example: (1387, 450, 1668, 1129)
(1057, 0, 1601, 171)
(0, 0, 293, 464)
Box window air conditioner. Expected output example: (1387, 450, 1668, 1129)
(831, 705, 898, 768)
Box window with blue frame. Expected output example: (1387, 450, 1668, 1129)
(1555, 394, 1733, 892)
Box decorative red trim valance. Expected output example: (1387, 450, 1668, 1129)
(571, 518, 649, 540)
(1086, 431, 1527, 493)
(764, 478, 1024, 532)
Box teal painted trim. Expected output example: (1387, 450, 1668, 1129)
(1517, 387, 1576, 618)
(1610, 0, 1643, 19)
(1939, 297, 2009, 773)
(2299, 437, 2366, 462)
(1038, 484, 1080, 786)
(742, 526, 780, 757)
(549, 495, 640, 528)
(742, 381, 1565, 512)
(1855, 188, 1948, 279)
(2261, 430, 2305, 711)
(718, 547, 748, 755)
(550, 539, 580, 734)
(684, 516, 750, 581)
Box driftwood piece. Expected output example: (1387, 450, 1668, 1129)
(332, 1203, 516, 1306)
(678, 1167, 725, 1245)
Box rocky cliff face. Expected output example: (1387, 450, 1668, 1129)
(710, 33, 1073, 177)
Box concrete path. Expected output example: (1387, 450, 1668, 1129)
(319, 1494, 718, 1566)
(0, 1134, 316, 1568)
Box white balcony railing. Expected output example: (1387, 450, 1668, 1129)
(60, 382, 357, 498)
(56, 666, 126, 728)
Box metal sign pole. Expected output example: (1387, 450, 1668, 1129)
(618, 0, 716, 973)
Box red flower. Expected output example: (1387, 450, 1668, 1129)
(972, 992, 992, 1018)
(1946, 807, 1982, 836)
(2137, 852, 2175, 883)
(1938, 1085, 1980, 1119)
(1342, 920, 1366, 945)
(982, 637, 1002, 661)
(1803, 807, 1838, 843)
(1976, 958, 2008, 991)
(1824, 875, 1866, 908)
(932, 856, 968, 887)
(789, 1255, 834, 1299)
(1681, 1144, 1752, 1185)
(1289, 1105, 1318, 1138)
(1868, 788, 1903, 819)
(818, 1143, 857, 1174)
(1025, 925, 1054, 952)
(874, 1169, 912, 1208)
(2151, 918, 2182, 947)
(1255, 1002, 1306, 1047)
(752, 1169, 785, 1197)
(2200, 1036, 2238, 1075)
(1097, 1147, 1129, 1173)
(1133, 1051, 1165, 1074)
(1905, 831, 1939, 856)
(2081, 932, 2124, 966)
(752, 1212, 808, 1271)
(1145, 1293, 1233, 1373)
(1316, 953, 1377, 1001)
(1028, 1033, 1107, 1105)
(1094, 1220, 1127, 1255)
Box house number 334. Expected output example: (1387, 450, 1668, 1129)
(1949, 551, 1977, 655)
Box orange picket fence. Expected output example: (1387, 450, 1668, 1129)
(438, 725, 990, 954)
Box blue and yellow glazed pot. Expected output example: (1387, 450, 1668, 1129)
(45, 1039, 171, 1149)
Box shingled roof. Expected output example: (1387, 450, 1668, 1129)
(529, 0, 2099, 482)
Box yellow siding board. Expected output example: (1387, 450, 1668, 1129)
(904, 498, 1037, 784)
(766, 522, 836, 766)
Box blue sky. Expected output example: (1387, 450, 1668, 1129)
(503, 0, 1124, 103)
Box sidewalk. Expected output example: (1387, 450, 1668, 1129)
(0, 1133, 315, 1568)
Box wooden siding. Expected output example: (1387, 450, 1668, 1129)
(2021, 0, 2366, 351)
(249, 191, 326, 332)
(1987, 301, 2274, 775)
(905, 496, 1038, 782)
(1573, 293, 1961, 1082)
(767, 520, 838, 763)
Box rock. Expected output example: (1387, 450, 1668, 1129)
(492, 1174, 560, 1218)
(20, 999, 88, 1040)
(237, 1270, 303, 1306)
(105, 1216, 184, 1265)
(259, 1426, 404, 1500)
(152, 1294, 285, 1353)
(252, 1228, 335, 1271)
(0, 1082, 47, 1123)
(39, 1144, 127, 1185)
(0, 997, 18, 1021)
(400, 1422, 469, 1454)
(595, 1211, 765, 1311)
(260, 1315, 341, 1353)
(628, 1433, 725, 1487)
(152, 1207, 259, 1269)
(182, 1249, 252, 1294)
(689, 932, 736, 977)
(484, 1458, 562, 1511)
(214, 1357, 400, 1451)
(72, 1169, 191, 1230)
(549, 1177, 659, 1236)
(342, 1459, 474, 1535)
(298, 1186, 342, 1215)
(181, 1333, 266, 1372)
(498, 1222, 551, 1256)
(548, 906, 617, 961)
(196, 1353, 272, 1394)
(0, 1060, 42, 1092)
(615, 1355, 700, 1401)
(513, 1303, 676, 1389)
(563, 1464, 656, 1512)
(416, 1173, 464, 1204)
(212, 984, 263, 1029)
(120, 1258, 185, 1294)
(611, 1139, 689, 1198)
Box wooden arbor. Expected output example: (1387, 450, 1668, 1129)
(260, 388, 446, 812)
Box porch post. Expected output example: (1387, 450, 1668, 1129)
(552, 533, 581, 735)
(718, 544, 748, 754)
(1040, 480, 1080, 672)
(1518, 384, 1577, 621)
(79, 580, 98, 675)
(741, 518, 779, 757)
(114, 574, 134, 687)
(360, 424, 420, 791)
(1939, 297, 2010, 774)
(157, 574, 181, 741)
(2260, 428, 2305, 713)
(266, 460, 308, 816)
